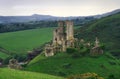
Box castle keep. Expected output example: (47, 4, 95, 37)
(45, 21, 74, 57)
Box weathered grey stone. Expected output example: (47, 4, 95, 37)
(8, 59, 22, 69)
(90, 46, 103, 56)
(45, 44, 54, 57)
(45, 21, 75, 57)
(90, 37, 103, 56)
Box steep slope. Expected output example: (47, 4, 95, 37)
(26, 53, 120, 79)
(75, 12, 120, 56)
(0, 68, 64, 79)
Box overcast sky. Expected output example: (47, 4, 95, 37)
(0, 0, 120, 16)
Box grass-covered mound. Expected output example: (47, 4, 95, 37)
(75, 12, 120, 57)
(26, 53, 120, 79)
(0, 68, 64, 79)
(0, 27, 54, 55)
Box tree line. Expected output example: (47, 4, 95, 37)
(0, 17, 95, 33)
(0, 21, 57, 33)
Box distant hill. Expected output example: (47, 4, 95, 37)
(0, 14, 56, 23)
(0, 14, 85, 23)
(75, 12, 120, 57)
(94, 9, 120, 18)
(0, 9, 120, 23)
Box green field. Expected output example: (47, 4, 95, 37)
(0, 28, 54, 54)
(0, 12, 120, 79)
(0, 68, 64, 79)
(0, 52, 9, 59)
(26, 53, 120, 79)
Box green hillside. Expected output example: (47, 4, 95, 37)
(0, 68, 64, 79)
(25, 13, 120, 79)
(0, 28, 54, 55)
(0, 12, 120, 79)
(0, 52, 9, 59)
(75, 12, 120, 57)
(26, 53, 120, 79)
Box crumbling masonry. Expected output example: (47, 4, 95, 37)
(45, 21, 74, 57)
(44, 21, 103, 57)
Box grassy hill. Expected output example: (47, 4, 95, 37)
(0, 26, 79, 60)
(0, 68, 64, 79)
(0, 28, 54, 55)
(0, 52, 9, 59)
(0, 12, 120, 79)
(25, 13, 120, 79)
(75, 12, 120, 57)
(25, 53, 120, 79)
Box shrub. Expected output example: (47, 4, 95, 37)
(62, 63, 72, 69)
(105, 52, 116, 60)
(108, 74, 116, 79)
(100, 44, 105, 50)
(110, 50, 120, 59)
(108, 60, 117, 65)
(66, 48, 78, 54)
(66, 47, 90, 58)
(67, 72, 104, 79)
(71, 51, 82, 58)
(57, 71, 66, 76)
(3, 56, 12, 64)
(80, 47, 90, 56)
(13, 54, 27, 62)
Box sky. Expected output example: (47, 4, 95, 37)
(0, 0, 120, 16)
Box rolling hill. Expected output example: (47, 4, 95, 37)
(26, 53, 120, 79)
(0, 27, 54, 56)
(0, 9, 120, 23)
(75, 12, 120, 58)
(25, 12, 120, 79)
(0, 14, 85, 23)
(0, 68, 64, 79)
(0, 9, 120, 79)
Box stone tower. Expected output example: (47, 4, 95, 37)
(66, 21, 74, 41)
(95, 37, 100, 47)
(45, 20, 75, 57)
(66, 21, 74, 47)
(90, 37, 103, 56)
(53, 21, 65, 46)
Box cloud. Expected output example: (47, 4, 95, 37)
(0, 0, 120, 16)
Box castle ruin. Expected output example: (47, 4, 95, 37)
(90, 37, 103, 56)
(44, 21, 104, 57)
(45, 21, 74, 57)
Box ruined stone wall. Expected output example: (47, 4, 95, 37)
(45, 44, 54, 57)
(53, 21, 65, 45)
(53, 29, 58, 45)
(45, 21, 75, 57)
(66, 21, 74, 47)
(45, 21, 104, 57)
(66, 21, 74, 41)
